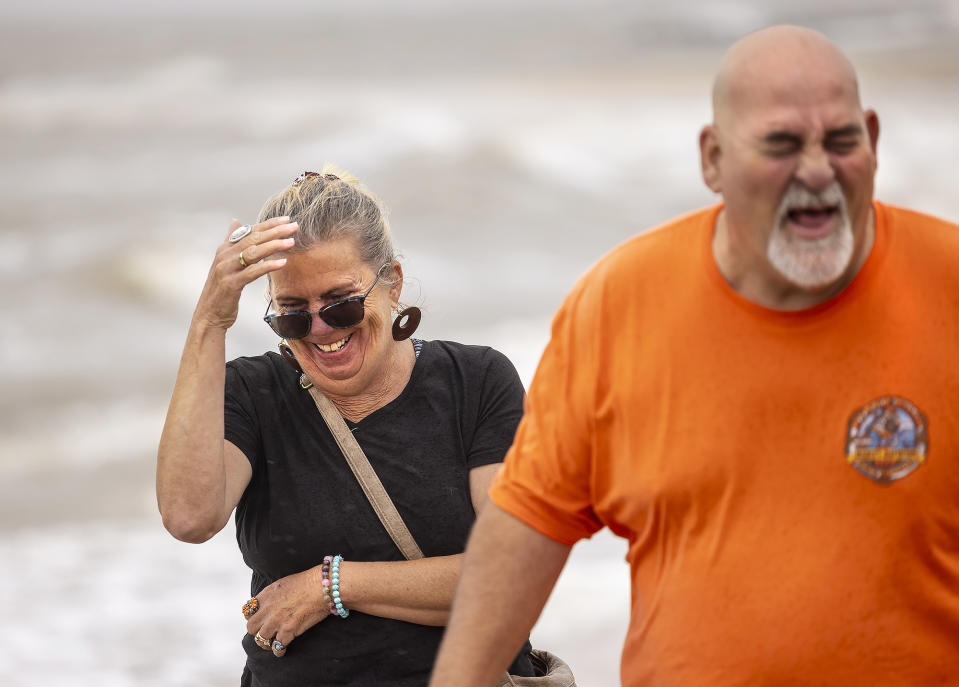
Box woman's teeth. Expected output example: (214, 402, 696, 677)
(315, 334, 352, 353)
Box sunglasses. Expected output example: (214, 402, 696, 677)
(263, 268, 385, 339)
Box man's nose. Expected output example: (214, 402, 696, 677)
(795, 146, 836, 192)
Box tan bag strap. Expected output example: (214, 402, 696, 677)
(306, 384, 424, 561)
(306, 379, 550, 685)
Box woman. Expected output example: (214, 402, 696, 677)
(157, 168, 534, 685)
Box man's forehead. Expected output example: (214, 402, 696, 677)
(712, 25, 863, 126)
(718, 66, 864, 135)
(737, 86, 865, 136)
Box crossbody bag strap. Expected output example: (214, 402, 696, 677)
(307, 383, 523, 685)
(306, 385, 425, 561)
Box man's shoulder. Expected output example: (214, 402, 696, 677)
(583, 204, 720, 286)
(878, 201, 959, 263)
(879, 201, 959, 234)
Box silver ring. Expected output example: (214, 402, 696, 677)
(229, 225, 252, 243)
(272, 640, 286, 652)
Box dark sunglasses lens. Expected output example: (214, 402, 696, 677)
(271, 313, 312, 339)
(320, 300, 365, 328)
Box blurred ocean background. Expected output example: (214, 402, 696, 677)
(2, 0, 958, 684)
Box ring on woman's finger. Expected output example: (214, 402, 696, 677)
(229, 225, 252, 243)
(255, 632, 271, 646)
(242, 597, 259, 618)
(272, 640, 286, 653)
(238, 250, 249, 268)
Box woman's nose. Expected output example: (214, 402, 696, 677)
(309, 311, 339, 337)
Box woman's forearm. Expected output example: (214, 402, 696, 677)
(156, 218, 295, 543)
(337, 554, 463, 625)
(156, 318, 235, 542)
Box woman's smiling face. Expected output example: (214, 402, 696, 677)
(269, 237, 401, 398)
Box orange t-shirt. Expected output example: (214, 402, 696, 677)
(491, 202, 959, 685)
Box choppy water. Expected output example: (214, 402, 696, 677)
(2, 1, 958, 685)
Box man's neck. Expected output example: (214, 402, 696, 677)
(712, 206, 876, 311)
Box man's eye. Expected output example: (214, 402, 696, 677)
(766, 144, 797, 156)
(763, 138, 800, 156)
(828, 138, 858, 153)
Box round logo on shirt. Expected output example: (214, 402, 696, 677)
(845, 396, 928, 484)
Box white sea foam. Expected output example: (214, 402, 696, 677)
(4, 519, 249, 686)
(0, 398, 168, 475)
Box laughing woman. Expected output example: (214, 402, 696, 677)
(156, 168, 534, 685)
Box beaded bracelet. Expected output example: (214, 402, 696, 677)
(331, 555, 349, 618)
(321, 555, 350, 618)
(321, 555, 336, 616)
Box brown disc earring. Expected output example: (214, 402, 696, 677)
(277, 340, 303, 373)
(392, 306, 422, 341)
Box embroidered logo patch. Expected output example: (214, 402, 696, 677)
(846, 396, 928, 484)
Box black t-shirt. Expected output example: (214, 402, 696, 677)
(225, 340, 534, 686)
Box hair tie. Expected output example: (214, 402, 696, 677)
(292, 171, 340, 185)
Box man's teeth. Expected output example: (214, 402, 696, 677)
(315, 334, 352, 353)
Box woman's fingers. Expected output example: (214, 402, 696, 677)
(223, 215, 289, 242)
(271, 630, 293, 657)
(254, 630, 273, 651)
(248, 615, 277, 652)
(225, 219, 251, 244)
(234, 254, 288, 283)
(248, 622, 292, 656)
(248, 611, 294, 656)
(198, 217, 297, 328)
(223, 218, 245, 242)
(237, 234, 296, 269)
(229, 218, 297, 278)
(226, 216, 295, 249)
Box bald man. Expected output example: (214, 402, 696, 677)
(430, 26, 959, 686)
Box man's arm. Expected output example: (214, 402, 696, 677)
(429, 502, 572, 687)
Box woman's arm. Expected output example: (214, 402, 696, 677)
(336, 462, 502, 625)
(250, 460, 503, 654)
(337, 554, 461, 626)
(156, 217, 297, 543)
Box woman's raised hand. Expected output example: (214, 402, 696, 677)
(194, 217, 298, 330)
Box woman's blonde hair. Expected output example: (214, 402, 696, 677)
(257, 164, 394, 269)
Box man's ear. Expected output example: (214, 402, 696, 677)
(699, 124, 722, 193)
(864, 108, 880, 164)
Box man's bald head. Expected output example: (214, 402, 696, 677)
(699, 25, 880, 309)
(711, 25, 863, 129)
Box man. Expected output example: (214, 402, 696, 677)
(430, 25, 959, 686)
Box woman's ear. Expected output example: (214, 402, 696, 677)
(388, 260, 404, 307)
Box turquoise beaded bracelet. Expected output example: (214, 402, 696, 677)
(331, 555, 349, 618)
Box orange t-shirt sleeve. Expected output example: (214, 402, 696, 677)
(490, 277, 605, 546)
